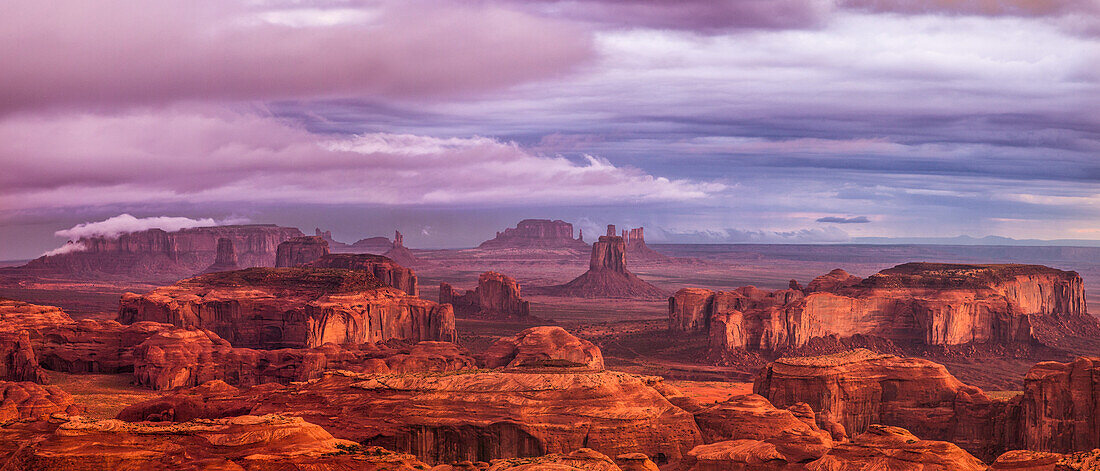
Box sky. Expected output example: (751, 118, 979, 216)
(2, 0, 1099, 258)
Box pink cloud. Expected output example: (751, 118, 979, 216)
(519, 0, 830, 31)
(0, 108, 724, 211)
(840, 0, 1099, 16)
(0, 0, 594, 113)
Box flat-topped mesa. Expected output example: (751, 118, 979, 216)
(302, 253, 418, 296)
(753, 349, 1003, 459)
(200, 237, 240, 273)
(382, 230, 420, 266)
(670, 262, 1094, 355)
(440, 271, 530, 319)
(18, 224, 303, 278)
(478, 219, 588, 250)
(274, 235, 329, 267)
(534, 236, 665, 299)
(117, 267, 456, 349)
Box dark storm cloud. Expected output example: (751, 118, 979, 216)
(817, 216, 871, 224)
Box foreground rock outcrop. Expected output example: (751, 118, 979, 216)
(118, 267, 456, 349)
(535, 232, 664, 299)
(1011, 357, 1100, 453)
(754, 349, 1003, 459)
(303, 253, 419, 296)
(0, 331, 47, 383)
(0, 414, 431, 470)
(15, 224, 303, 279)
(441, 272, 531, 319)
(482, 326, 604, 370)
(671, 263, 1095, 356)
(0, 381, 83, 421)
(120, 370, 703, 465)
(479, 219, 588, 250)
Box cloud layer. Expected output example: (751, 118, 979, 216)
(0, 109, 723, 211)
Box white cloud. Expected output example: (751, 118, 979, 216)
(54, 214, 219, 240)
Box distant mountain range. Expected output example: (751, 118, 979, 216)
(852, 235, 1100, 247)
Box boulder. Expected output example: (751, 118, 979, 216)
(482, 326, 604, 370)
(118, 267, 456, 349)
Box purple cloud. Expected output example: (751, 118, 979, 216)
(0, 0, 594, 113)
(519, 0, 831, 31)
(817, 216, 871, 224)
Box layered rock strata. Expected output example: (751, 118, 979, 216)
(200, 237, 240, 273)
(302, 253, 418, 296)
(274, 236, 329, 267)
(440, 271, 530, 319)
(482, 326, 604, 369)
(536, 235, 664, 299)
(118, 268, 456, 349)
(479, 219, 588, 250)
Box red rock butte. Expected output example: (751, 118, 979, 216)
(302, 252, 419, 296)
(534, 235, 665, 299)
(670, 262, 1095, 357)
(440, 271, 531, 319)
(478, 219, 588, 250)
(118, 267, 455, 349)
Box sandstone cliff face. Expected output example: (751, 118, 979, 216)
(20, 224, 303, 279)
(482, 326, 604, 370)
(441, 271, 531, 319)
(671, 263, 1092, 356)
(536, 236, 665, 299)
(0, 414, 430, 470)
(0, 332, 47, 383)
(274, 235, 330, 267)
(693, 394, 834, 463)
(201, 237, 240, 273)
(753, 349, 1003, 459)
(118, 268, 456, 349)
(303, 253, 419, 296)
(1010, 357, 1100, 453)
(479, 219, 588, 250)
(120, 370, 703, 465)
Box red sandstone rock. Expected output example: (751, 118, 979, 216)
(0, 297, 74, 334)
(623, 227, 671, 263)
(18, 224, 302, 279)
(671, 263, 1095, 357)
(479, 219, 588, 250)
(0, 331, 48, 383)
(440, 271, 531, 319)
(805, 425, 987, 470)
(693, 394, 833, 462)
(536, 236, 665, 299)
(482, 448, 623, 470)
(1012, 357, 1100, 453)
(382, 230, 421, 267)
(120, 370, 703, 465)
(118, 268, 456, 349)
(274, 235, 330, 267)
(753, 349, 1002, 459)
(0, 414, 430, 470)
(302, 253, 419, 296)
(991, 450, 1064, 470)
(201, 237, 240, 273)
(36, 319, 179, 374)
(482, 326, 604, 370)
(0, 381, 83, 421)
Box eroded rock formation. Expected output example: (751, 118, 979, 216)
(0, 414, 430, 470)
(274, 235, 329, 267)
(16, 224, 302, 279)
(536, 236, 664, 299)
(440, 271, 530, 319)
(622, 227, 670, 263)
(753, 349, 1003, 459)
(693, 394, 834, 462)
(303, 253, 418, 296)
(0, 381, 83, 421)
(382, 230, 420, 267)
(118, 267, 456, 349)
(479, 219, 588, 250)
(200, 237, 240, 273)
(482, 326, 604, 369)
(1010, 357, 1100, 453)
(0, 332, 47, 383)
(120, 370, 703, 465)
(671, 263, 1094, 356)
